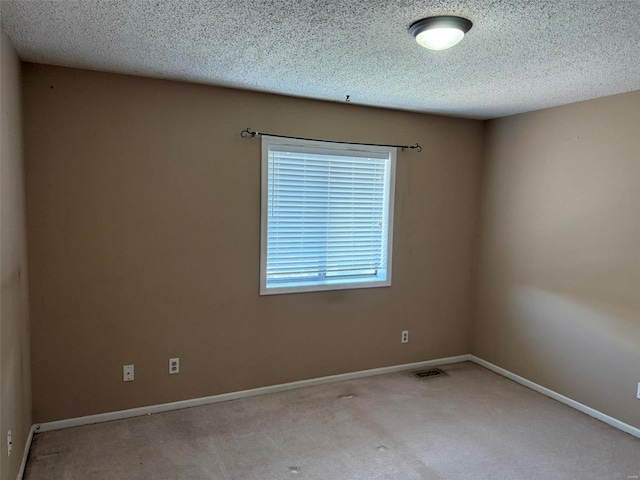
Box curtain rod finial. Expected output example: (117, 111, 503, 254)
(241, 128, 257, 139)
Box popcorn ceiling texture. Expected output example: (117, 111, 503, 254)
(1, 0, 640, 119)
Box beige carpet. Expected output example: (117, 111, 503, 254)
(25, 362, 640, 479)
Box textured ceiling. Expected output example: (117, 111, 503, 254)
(2, 0, 640, 119)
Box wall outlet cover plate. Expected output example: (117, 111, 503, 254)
(123, 364, 134, 382)
(169, 358, 180, 374)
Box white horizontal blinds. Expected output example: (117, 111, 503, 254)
(266, 144, 390, 286)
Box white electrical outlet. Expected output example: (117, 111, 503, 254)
(7, 430, 12, 456)
(401, 330, 409, 343)
(123, 364, 134, 382)
(169, 358, 180, 374)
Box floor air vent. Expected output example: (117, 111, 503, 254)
(413, 368, 446, 379)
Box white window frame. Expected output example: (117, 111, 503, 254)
(260, 136, 396, 295)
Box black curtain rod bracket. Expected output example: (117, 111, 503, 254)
(240, 128, 421, 152)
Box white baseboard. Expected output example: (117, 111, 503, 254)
(35, 354, 471, 433)
(16, 424, 35, 480)
(469, 355, 640, 439)
(32, 353, 640, 442)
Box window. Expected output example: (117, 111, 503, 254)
(260, 136, 396, 295)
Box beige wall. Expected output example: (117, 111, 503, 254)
(23, 64, 484, 422)
(16, 57, 640, 433)
(473, 91, 640, 428)
(1, 29, 32, 480)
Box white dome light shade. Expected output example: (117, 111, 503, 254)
(415, 28, 465, 50)
(409, 16, 473, 51)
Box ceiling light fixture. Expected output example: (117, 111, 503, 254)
(409, 16, 473, 51)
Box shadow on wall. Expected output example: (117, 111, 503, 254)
(506, 286, 639, 419)
(510, 286, 639, 356)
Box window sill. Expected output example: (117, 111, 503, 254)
(260, 278, 391, 296)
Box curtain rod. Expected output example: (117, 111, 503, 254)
(240, 128, 422, 152)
